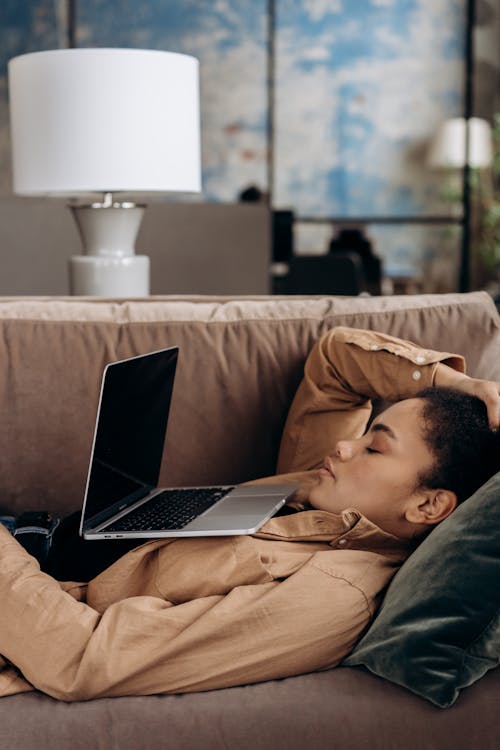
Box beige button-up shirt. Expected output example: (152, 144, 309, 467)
(0, 328, 464, 700)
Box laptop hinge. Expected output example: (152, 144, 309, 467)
(83, 486, 155, 532)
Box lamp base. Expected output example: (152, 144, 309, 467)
(69, 254, 150, 297)
(68, 195, 150, 297)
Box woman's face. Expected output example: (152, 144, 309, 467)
(308, 398, 436, 537)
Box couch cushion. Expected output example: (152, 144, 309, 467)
(0, 667, 499, 750)
(344, 471, 500, 707)
(0, 292, 498, 515)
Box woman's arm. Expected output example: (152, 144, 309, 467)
(0, 526, 369, 701)
(277, 327, 466, 474)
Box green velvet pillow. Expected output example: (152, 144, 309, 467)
(344, 471, 500, 708)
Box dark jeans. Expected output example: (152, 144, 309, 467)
(0, 511, 145, 582)
(46, 511, 146, 581)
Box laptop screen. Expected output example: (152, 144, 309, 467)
(81, 347, 178, 530)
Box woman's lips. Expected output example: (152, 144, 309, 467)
(319, 458, 335, 479)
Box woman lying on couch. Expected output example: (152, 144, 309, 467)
(0, 327, 499, 701)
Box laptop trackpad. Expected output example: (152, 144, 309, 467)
(182, 490, 290, 533)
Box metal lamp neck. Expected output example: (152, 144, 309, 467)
(89, 192, 142, 210)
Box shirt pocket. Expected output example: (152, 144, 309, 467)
(154, 535, 273, 603)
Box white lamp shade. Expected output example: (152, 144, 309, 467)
(428, 117, 493, 169)
(8, 48, 201, 195)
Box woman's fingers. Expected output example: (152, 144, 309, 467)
(469, 380, 500, 430)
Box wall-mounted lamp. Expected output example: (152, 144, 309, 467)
(8, 48, 201, 296)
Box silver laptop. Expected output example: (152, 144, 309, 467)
(80, 347, 297, 540)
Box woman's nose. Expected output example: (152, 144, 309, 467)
(334, 441, 354, 461)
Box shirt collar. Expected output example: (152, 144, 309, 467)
(255, 507, 412, 561)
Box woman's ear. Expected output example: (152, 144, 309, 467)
(405, 489, 457, 526)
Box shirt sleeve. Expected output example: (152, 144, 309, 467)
(277, 326, 466, 474)
(0, 526, 370, 701)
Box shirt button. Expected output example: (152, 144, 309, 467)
(370, 344, 379, 351)
(412, 370, 422, 381)
(338, 539, 347, 545)
(416, 356, 426, 364)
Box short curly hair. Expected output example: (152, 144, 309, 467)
(415, 386, 500, 504)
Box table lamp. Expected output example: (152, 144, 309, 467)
(8, 48, 201, 296)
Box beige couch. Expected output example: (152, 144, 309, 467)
(0, 292, 499, 749)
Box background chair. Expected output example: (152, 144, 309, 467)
(282, 251, 365, 295)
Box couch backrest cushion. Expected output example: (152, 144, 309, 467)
(0, 292, 498, 515)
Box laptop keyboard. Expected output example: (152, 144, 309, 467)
(105, 487, 233, 532)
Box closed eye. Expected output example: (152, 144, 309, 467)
(365, 447, 380, 454)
